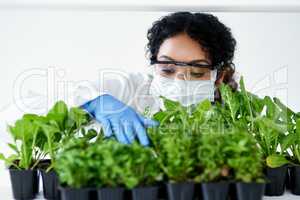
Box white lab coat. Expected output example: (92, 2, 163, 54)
(68, 71, 162, 132)
(71, 72, 161, 116)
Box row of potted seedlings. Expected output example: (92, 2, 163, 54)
(55, 138, 162, 200)
(148, 77, 300, 198)
(52, 93, 267, 200)
(54, 127, 265, 200)
(218, 77, 300, 196)
(147, 95, 267, 200)
(0, 101, 92, 200)
(1, 76, 300, 199)
(0, 100, 266, 200)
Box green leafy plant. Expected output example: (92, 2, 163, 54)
(289, 118, 300, 164)
(148, 98, 198, 183)
(0, 114, 45, 169)
(219, 77, 292, 168)
(36, 101, 91, 171)
(224, 129, 265, 183)
(53, 128, 103, 188)
(150, 80, 296, 183)
(269, 98, 300, 165)
(280, 117, 300, 166)
(253, 115, 290, 168)
(149, 130, 195, 183)
(126, 143, 162, 188)
(196, 131, 230, 182)
(195, 128, 265, 183)
(54, 143, 96, 188)
(95, 140, 162, 189)
(55, 139, 162, 189)
(0, 101, 92, 171)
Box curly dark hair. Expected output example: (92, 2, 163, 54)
(146, 12, 238, 93)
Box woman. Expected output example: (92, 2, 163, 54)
(79, 12, 238, 146)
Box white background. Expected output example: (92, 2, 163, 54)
(0, 1, 300, 199)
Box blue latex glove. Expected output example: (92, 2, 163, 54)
(81, 94, 159, 146)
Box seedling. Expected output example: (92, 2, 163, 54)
(0, 114, 45, 169)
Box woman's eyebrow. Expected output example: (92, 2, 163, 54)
(158, 55, 209, 64)
(158, 55, 176, 61)
(189, 59, 210, 64)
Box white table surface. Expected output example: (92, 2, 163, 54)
(0, 186, 299, 200)
(0, 169, 299, 200)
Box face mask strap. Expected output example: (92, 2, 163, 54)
(210, 69, 218, 82)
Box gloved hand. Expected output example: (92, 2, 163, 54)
(81, 94, 159, 146)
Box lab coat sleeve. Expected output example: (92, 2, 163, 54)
(69, 72, 148, 110)
(69, 81, 104, 108)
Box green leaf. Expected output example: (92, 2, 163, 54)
(153, 111, 169, 122)
(0, 153, 20, 169)
(264, 96, 280, 121)
(6, 117, 40, 169)
(273, 97, 295, 121)
(219, 83, 240, 122)
(239, 77, 254, 129)
(69, 107, 90, 129)
(281, 133, 298, 151)
(266, 154, 290, 168)
(195, 99, 211, 113)
(23, 114, 41, 121)
(297, 118, 300, 136)
(7, 143, 19, 154)
(0, 153, 5, 161)
(85, 129, 98, 140)
(47, 101, 68, 131)
(48, 101, 68, 116)
(248, 93, 264, 116)
(162, 97, 182, 111)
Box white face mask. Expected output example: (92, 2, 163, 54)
(150, 70, 217, 107)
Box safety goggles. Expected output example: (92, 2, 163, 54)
(151, 59, 226, 70)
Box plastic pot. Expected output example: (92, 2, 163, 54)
(9, 168, 39, 200)
(290, 165, 300, 195)
(59, 186, 95, 200)
(38, 159, 60, 199)
(236, 182, 265, 200)
(157, 181, 167, 199)
(166, 182, 195, 200)
(201, 181, 230, 200)
(285, 166, 291, 190)
(228, 182, 237, 200)
(132, 186, 159, 200)
(264, 165, 288, 196)
(34, 170, 40, 195)
(194, 183, 202, 200)
(41, 169, 60, 200)
(97, 187, 125, 200)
